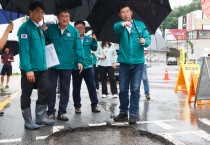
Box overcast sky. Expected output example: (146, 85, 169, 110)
(169, 0, 193, 8)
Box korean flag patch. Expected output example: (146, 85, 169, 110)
(21, 34, 28, 39)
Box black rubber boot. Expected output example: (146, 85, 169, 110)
(35, 104, 55, 125)
(22, 108, 40, 130)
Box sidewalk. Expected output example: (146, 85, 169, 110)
(0, 75, 21, 103)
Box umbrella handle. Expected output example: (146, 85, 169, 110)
(9, 21, 13, 33)
(133, 20, 142, 38)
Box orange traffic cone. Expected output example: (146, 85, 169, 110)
(164, 68, 169, 80)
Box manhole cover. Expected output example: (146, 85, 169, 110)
(46, 125, 174, 145)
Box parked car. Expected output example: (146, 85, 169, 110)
(167, 57, 177, 65)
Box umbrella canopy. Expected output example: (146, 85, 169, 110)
(2, 40, 19, 56)
(0, 9, 24, 24)
(70, 0, 97, 21)
(201, 0, 210, 19)
(0, 0, 82, 15)
(87, 0, 172, 43)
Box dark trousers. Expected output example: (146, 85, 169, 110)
(93, 64, 99, 89)
(72, 68, 98, 109)
(47, 68, 71, 115)
(99, 66, 118, 95)
(20, 70, 51, 109)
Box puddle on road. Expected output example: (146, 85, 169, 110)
(46, 126, 174, 145)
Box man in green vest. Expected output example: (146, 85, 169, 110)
(44, 9, 84, 121)
(72, 20, 100, 114)
(113, 3, 151, 124)
(17, 2, 55, 130)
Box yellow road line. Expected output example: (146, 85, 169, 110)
(0, 91, 20, 110)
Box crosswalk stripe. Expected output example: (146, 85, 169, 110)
(36, 136, 48, 140)
(160, 130, 210, 144)
(199, 118, 210, 126)
(159, 133, 186, 145)
(153, 121, 174, 130)
(1, 120, 210, 144)
(88, 122, 107, 126)
(0, 138, 22, 143)
(53, 126, 64, 133)
(111, 119, 176, 130)
(195, 130, 210, 142)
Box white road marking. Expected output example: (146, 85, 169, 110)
(153, 121, 174, 130)
(111, 119, 176, 130)
(173, 130, 210, 142)
(36, 136, 48, 140)
(111, 122, 129, 126)
(88, 122, 107, 126)
(1, 120, 210, 145)
(160, 130, 210, 145)
(159, 133, 186, 145)
(194, 130, 210, 142)
(0, 138, 22, 143)
(53, 126, 64, 133)
(36, 126, 65, 140)
(199, 118, 210, 126)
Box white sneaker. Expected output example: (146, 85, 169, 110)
(102, 94, 107, 98)
(113, 94, 119, 98)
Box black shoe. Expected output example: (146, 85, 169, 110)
(5, 85, 9, 88)
(0, 111, 4, 116)
(114, 113, 128, 122)
(129, 115, 137, 124)
(57, 114, 69, 121)
(48, 114, 55, 119)
(146, 95, 150, 100)
(92, 107, 101, 113)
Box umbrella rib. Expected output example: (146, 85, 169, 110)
(87, 0, 91, 13)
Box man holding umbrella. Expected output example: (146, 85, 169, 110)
(17, 2, 55, 130)
(113, 3, 151, 124)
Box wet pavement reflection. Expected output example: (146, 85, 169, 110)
(1, 63, 210, 144)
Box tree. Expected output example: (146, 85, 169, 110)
(189, 40, 194, 54)
(160, 0, 201, 32)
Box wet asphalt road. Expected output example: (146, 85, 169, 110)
(1, 62, 210, 145)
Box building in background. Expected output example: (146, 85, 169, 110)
(178, 10, 210, 59)
(146, 30, 167, 62)
(165, 29, 187, 49)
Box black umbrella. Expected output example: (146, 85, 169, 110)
(0, 0, 82, 15)
(2, 40, 19, 56)
(87, 0, 172, 43)
(70, 0, 97, 21)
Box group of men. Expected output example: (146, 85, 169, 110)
(17, 2, 103, 130)
(0, 1, 151, 128)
